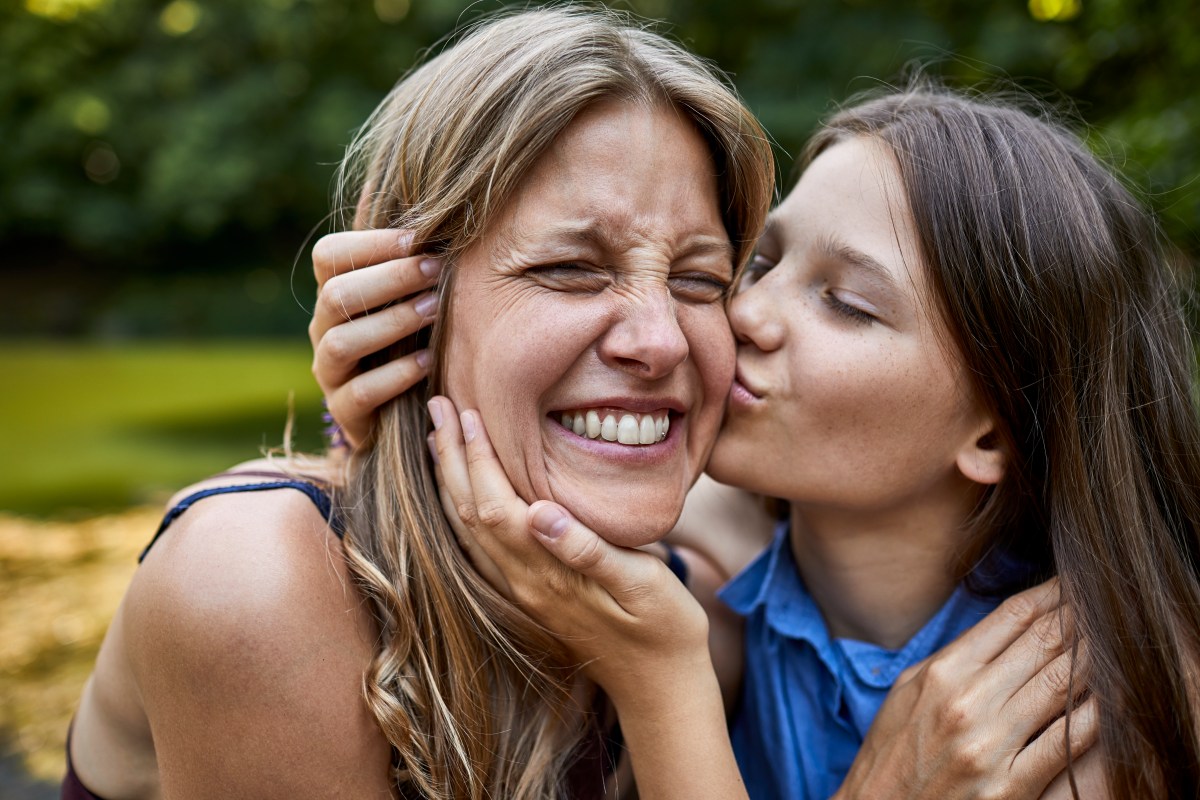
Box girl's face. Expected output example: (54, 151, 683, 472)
(707, 136, 996, 511)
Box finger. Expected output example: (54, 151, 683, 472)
(429, 433, 513, 599)
(1012, 694, 1100, 796)
(528, 502, 678, 616)
(1006, 640, 1090, 746)
(323, 351, 430, 447)
(311, 256, 442, 338)
(457, 409, 544, 564)
(948, 578, 1062, 665)
(312, 293, 437, 388)
(311, 229, 418, 288)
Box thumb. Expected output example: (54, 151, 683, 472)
(527, 501, 665, 611)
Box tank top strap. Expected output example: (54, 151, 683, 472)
(138, 479, 344, 563)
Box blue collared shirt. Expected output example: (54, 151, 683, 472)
(719, 523, 1004, 800)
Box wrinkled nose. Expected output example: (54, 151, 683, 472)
(599, 287, 689, 380)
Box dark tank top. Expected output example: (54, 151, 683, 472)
(63, 475, 687, 800)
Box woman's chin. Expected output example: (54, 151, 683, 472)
(571, 503, 680, 548)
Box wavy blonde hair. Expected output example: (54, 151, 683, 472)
(331, 7, 773, 798)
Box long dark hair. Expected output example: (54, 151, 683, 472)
(804, 85, 1200, 798)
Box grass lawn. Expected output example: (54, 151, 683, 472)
(0, 340, 327, 517)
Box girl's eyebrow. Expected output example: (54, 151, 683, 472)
(815, 233, 901, 294)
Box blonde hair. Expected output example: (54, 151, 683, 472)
(333, 7, 773, 798)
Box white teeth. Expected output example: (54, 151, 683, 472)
(558, 408, 671, 446)
(639, 415, 656, 445)
(617, 415, 639, 444)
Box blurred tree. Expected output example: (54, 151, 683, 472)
(1, 0, 1195, 337)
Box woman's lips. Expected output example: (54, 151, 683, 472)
(545, 409, 682, 463)
(555, 408, 671, 445)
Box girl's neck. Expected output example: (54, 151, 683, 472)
(788, 485, 977, 650)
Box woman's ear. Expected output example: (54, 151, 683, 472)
(956, 414, 1006, 486)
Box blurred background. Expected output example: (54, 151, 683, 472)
(1, 0, 1196, 794)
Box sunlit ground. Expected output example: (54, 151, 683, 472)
(0, 341, 327, 788)
(0, 506, 157, 784)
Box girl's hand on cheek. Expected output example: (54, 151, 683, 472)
(426, 395, 711, 705)
(834, 580, 1100, 800)
(311, 229, 442, 448)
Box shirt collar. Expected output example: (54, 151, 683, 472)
(720, 520, 1004, 690)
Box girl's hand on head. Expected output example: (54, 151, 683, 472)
(834, 580, 1100, 800)
(425, 395, 711, 705)
(310, 229, 442, 448)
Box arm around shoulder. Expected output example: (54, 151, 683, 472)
(123, 488, 393, 799)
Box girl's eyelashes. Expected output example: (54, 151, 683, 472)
(823, 290, 877, 325)
(741, 252, 777, 289)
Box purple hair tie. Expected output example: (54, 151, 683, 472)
(322, 399, 351, 450)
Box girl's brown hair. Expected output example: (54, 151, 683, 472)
(804, 84, 1200, 798)
(331, 7, 773, 798)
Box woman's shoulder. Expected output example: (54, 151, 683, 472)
(128, 457, 359, 657)
(113, 459, 392, 795)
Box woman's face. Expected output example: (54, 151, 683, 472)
(707, 136, 991, 511)
(443, 100, 735, 546)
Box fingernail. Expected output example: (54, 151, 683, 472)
(398, 231, 415, 252)
(427, 399, 443, 430)
(415, 348, 430, 369)
(460, 411, 476, 443)
(419, 257, 443, 279)
(426, 432, 439, 465)
(531, 505, 570, 539)
(413, 292, 438, 317)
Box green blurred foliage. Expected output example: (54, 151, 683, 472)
(0, 341, 324, 515)
(1, 0, 1197, 338)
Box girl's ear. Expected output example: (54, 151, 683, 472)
(956, 414, 1006, 486)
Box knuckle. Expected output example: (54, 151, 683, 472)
(998, 592, 1040, 627)
(936, 694, 975, 735)
(474, 499, 508, 529)
(345, 377, 375, 411)
(311, 236, 336, 275)
(455, 500, 479, 528)
(567, 534, 605, 572)
(321, 329, 352, 364)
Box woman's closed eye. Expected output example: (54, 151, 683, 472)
(525, 263, 612, 293)
(669, 271, 732, 303)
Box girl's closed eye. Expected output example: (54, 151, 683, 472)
(741, 252, 776, 290)
(823, 289, 877, 325)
